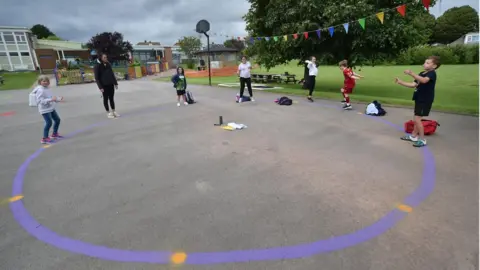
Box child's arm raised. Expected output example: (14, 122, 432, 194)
(395, 78, 417, 88)
(404, 70, 431, 84)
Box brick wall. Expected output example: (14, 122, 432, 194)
(35, 49, 58, 70)
(164, 47, 173, 69)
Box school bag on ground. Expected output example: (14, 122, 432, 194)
(404, 119, 440, 135)
(275, 96, 293, 106)
(185, 91, 195, 104)
(365, 100, 386, 116)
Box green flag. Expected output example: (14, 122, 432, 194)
(358, 18, 366, 30)
(273, 36, 278, 41)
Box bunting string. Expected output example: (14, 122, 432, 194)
(213, 1, 429, 43)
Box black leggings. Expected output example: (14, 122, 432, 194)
(102, 84, 115, 112)
(308, 75, 316, 96)
(240, 77, 253, 97)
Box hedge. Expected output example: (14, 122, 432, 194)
(396, 44, 479, 65)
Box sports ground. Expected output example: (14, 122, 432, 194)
(0, 78, 478, 269)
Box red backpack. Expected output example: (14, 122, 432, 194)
(404, 119, 440, 135)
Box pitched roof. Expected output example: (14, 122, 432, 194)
(195, 44, 239, 54)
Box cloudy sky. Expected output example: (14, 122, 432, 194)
(0, 0, 477, 46)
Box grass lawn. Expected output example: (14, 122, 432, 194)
(0, 71, 39, 91)
(156, 63, 479, 115)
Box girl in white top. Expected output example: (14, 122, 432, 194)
(237, 56, 254, 102)
(305, 56, 318, 102)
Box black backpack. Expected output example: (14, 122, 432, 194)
(277, 96, 293, 106)
(373, 100, 386, 116)
(185, 91, 195, 104)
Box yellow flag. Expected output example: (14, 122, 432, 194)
(376, 12, 384, 24)
(283, 35, 288, 41)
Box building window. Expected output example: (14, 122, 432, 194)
(0, 52, 6, 56)
(15, 34, 27, 44)
(9, 52, 19, 56)
(3, 34, 15, 43)
(20, 52, 30, 56)
(472, 35, 479, 42)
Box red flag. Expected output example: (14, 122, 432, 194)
(293, 33, 298, 39)
(422, 0, 430, 11)
(303, 32, 309, 39)
(396, 4, 406, 17)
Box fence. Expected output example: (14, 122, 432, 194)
(53, 61, 169, 86)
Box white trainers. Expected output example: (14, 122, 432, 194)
(112, 111, 120, 117)
(239, 97, 243, 103)
(107, 112, 115, 118)
(251, 97, 255, 102)
(184, 102, 188, 106)
(177, 103, 181, 107)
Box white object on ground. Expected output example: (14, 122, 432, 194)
(365, 103, 378, 115)
(227, 122, 248, 130)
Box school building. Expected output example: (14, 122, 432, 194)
(0, 26, 38, 71)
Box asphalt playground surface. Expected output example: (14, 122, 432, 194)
(0, 78, 478, 270)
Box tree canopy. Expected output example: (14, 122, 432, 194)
(433, 5, 479, 44)
(31, 24, 54, 39)
(224, 38, 246, 52)
(177, 36, 202, 59)
(243, 0, 436, 68)
(86, 32, 133, 61)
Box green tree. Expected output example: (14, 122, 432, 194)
(224, 38, 245, 51)
(45, 35, 62, 40)
(243, 0, 436, 68)
(177, 36, 202, 59)
(31, 24, 55, 39)
(86, 32, 133, 61)
(433, 5, 479, 44)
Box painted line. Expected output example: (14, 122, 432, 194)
(0, 195, 24, 206)
(9, 98, 436, 265)
(171, 252, 187, 265)
(396, 203, 413, 213)
(0, 111, 15, 117)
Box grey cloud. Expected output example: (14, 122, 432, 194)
(0, 0, 250, 45)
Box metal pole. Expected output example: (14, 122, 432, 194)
(204, 32, 211, 86)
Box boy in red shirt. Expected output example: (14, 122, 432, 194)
(339, 60, 363, 110)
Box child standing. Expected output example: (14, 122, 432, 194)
(171, 67, 188, 107)
(237, 56, 254, 102)
(339, 60, 363, 110)
(34, 75, 63, 144)
(395, 56, 440, 147)
(305, 56, 318, 102)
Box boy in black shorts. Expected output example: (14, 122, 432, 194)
(395, 56, 440, 147)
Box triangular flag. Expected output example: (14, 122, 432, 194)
(257, 37, 262, 40)
(273, 36, 278, 41)
(304, 32, 309, 39)
(293, 33, 298, 39)
(316, 30, 321, 38)
(328, 27, 334, 37)
(396, 5, 406, 17)
(376, 12, 384, 24)
(283, 35, 288, 41)
(422, 0, 430, 11)
(250, 37, 254, 43)
(343, 23, 349, 33)
(358, 18, 366, 29)
(265, 37, 270, 41)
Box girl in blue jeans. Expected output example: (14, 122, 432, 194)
(33, 75, 63, 144)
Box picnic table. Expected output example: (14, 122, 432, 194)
(251, 73, 295, 84)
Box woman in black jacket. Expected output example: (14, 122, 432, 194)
(94, 53, 119, 118)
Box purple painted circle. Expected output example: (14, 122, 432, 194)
(10, 102, 436, 265)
